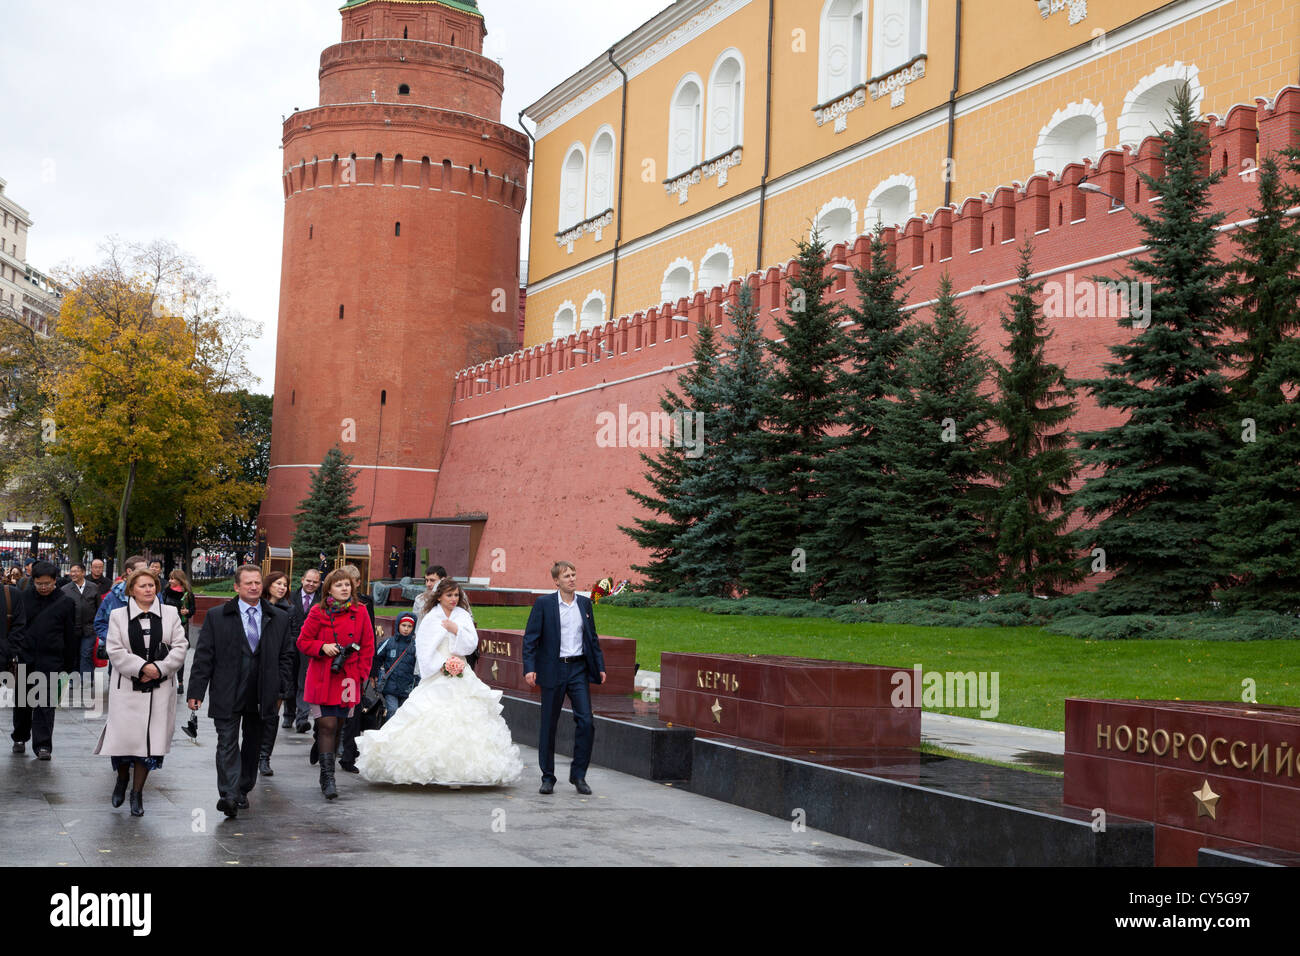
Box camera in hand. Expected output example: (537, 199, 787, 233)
(330, 642, 362, 674)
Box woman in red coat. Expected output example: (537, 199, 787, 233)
(297, 567, 375, 799)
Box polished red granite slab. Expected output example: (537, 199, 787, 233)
(471, 628, 635, 696)
(1064, 698, 1300, 866)
(659, 653, 920, 748)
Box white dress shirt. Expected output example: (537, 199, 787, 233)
(557, 591, 583, 657)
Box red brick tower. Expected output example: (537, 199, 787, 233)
(260, 0, 529, 560)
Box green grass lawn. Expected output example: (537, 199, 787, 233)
(468, 605, 1298, 732)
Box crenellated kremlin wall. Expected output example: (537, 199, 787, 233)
(430, 86, 1300, 590)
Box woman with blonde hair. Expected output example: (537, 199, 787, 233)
(94, 567, 188, 816)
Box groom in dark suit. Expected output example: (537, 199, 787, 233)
(523, 561, 606, 795)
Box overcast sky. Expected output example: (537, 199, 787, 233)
(0, 0, 667, 390)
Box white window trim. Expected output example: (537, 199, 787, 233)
(587, 124, 617, 220)
(698, 244, 735, 292)
(705, 49, 746, 158)
(818, 0, 869, 105)
(872, 0, 928, 79)
(558, 142, 587, 231)
(1118, 61, 1204, 146)
(865, 174, 917, 229)
(812, 196, 859, 244)
(552, 300, 577, 341)
(580, 289, 607, 331)
(1033, 100, 1108, 176)
(660, 257, 695, 305)
(668, 72, 706, 178)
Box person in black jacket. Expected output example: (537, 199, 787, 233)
(12, 562, 78, 759)
(61, 563, 100, 703)
(257, 571, 294, 776)
(185, 566, 294, 820)
(288, 568, 322, 733)
(1, 576, 28, 712)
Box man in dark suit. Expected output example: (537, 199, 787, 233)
(11, 563, 76, 759)
(186, 565, 294, 820)
(523, 561, 606, 795)
(287, 568, 322, 733)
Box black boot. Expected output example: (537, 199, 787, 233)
(319, 752, 338, 800)
(259, 754, 274, 776)
(112, 772, 129, 808)
(129, 790, 144, 817)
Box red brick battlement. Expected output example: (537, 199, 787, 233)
(453, 85, 1300, 415)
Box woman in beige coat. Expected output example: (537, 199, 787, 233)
(93, 568, 188, 817)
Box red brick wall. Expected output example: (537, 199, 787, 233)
(431, 87, 1300, 591)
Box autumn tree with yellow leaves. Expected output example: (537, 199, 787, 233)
(38, 240, 263, 565)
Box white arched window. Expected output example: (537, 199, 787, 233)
(1034, 101, 1107, 175)
(558, 143, 586, 230)
(1118, 63, 1204, 146)
(813, 197, 857, 246)
(819, 0, 867, 103)
(698, 245, 734, 291)
(872, 0, 927, 77)
(552, 302, 576, 340)
(580, 291, 606, 331)
(587, 127, 615, 218)
(669, 74, 704, 177)
(661, 259, 694, 305)
(865, 174, 917, 229)
(707, 51, 745, 156)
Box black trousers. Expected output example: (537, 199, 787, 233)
(12, 705, 55, 752)
(538, 660, 595, 784)
(260, 703, 287, 758)
(213, 710, 265, 799)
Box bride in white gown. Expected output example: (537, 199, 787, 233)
(356, 579, 523, 787)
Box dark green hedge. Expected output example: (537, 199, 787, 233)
(597, 591, 1300, 640)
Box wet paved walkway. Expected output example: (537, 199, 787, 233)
(1, 685, 932, 867)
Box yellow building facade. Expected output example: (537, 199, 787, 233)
(521, 0, 1298, 345)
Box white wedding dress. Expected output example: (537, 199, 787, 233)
(356, 605, 523, 787)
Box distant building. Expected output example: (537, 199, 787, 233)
(0, 177, 62, 336)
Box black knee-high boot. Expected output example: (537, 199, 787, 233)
(319, 753, 338, 799)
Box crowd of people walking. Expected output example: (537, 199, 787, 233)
(3, 557, 607, 818)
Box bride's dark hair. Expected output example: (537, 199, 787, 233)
(433, 578, 473, 617)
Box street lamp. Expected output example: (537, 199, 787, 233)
(1078, 176, 1125, 211)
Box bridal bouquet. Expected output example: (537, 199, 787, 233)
(442, 656, 466, 678)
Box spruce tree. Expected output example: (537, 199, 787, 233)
(735, 233, 846, 598)
(988, 243, 1082, 595)
(1211, 148, 1300, 610)
(814, 226, 915, 602)
(673, 282, 772, 596)
(291, 445, 365, 567)
(620, 314, 721, 591)
(1220, 147, 1300, 406)
(874, 274, 996, 598)
(1073, 83, 1233, 612)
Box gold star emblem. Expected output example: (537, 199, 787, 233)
(490, 661, 499, 680)
(1193, 780, 1220, 820)
(711, 698, 723, 723)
